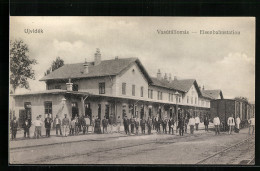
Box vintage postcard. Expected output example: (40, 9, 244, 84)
(9, 17, 255, 165)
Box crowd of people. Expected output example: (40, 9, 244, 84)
(10, 109, 255, 140)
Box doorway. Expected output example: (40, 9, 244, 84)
(105, 104, 109, 119)
(149, 108, 152, 118)
(98, 104, 101, 119)
(159, 108, 162, 119)
(140, 105, 144, 119)
(71, 102, 79, 119)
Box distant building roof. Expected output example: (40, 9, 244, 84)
(150, 77, 202, 96)
(201, 90, 224, 100)
(40, 57, 152, 83)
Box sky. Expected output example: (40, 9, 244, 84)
(9, 17, 255, 102)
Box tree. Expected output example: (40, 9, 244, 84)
(44, 57, 64, 76)
(10, 40, 37, 93)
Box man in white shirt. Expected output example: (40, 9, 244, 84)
(248, 117, 255, 135)
(32, 116, 43, 139)
(236, 115, 241, 133)
(188, 116, 196, 134)
(84, 115, 91, 134)
(213, 116, 220, 135)
(195, 115, 200, 131)
(227, 116, 235, 134)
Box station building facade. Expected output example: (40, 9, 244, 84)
(12, 49, 224, 126)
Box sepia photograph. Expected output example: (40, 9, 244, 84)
(9, 17, 255, 165)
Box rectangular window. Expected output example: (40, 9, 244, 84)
(191, 97, 193, 104)
(99, 82, 105, 94)
(157, 91, 160, 100)
(72, 84, 78, 91)
(122, 83, 126, 95)
(148, 89, 150, 98)
(160, 92, 163, 100)
(195, 97, 197, 104)
(132, 84, 135, 96)
(168, 93, 170, 101)
(44, 101, 52, 115)
(140, 86, 144, 97)
(55, 85, 61, 89)
(179, 96, 181, 103)
(187, 96, 189, 103)
(151, 90, 153, 99)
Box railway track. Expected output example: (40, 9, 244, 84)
(23, 133, 207, 164)
(196, 136, 255, 165)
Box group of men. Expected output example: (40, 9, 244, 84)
(123, 115, 153, 135)
(10, 111, 255, 140)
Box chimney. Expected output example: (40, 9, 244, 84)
(157, 69, 161, 79)
(164, 73, 167, 80)
(83, 59, 89, 74)
(168, 73, 172, 82)
(94, 48, 101, 66)
(174, 76, 177, 81)
(66, 78, 73, 91)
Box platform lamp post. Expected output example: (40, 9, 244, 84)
(175, 91, 180, 133)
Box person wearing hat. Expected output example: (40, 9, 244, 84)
(188, 115, 196, 134)
(62, 114, 70, 137)
(54, 115, 62, 136)
(23, 119, 31, 138)
(168, 117, 174, 135)
(10, 117, 18, 140)
(102, 115, 108, 134)
(147, 116, 152, 135)
(44, 115, 52, 137)
(123, 115, 130, 135)
(195, 114, 200, 131)
(135, 117, 140, 135)
(140, 117, 146, 134)
(130, 115, 135, 134)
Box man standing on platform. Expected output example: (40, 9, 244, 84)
(23, 119, 31, 138)
(54, 115, 62, 136)
(168, 117, 174, 135)
(123, 115, 130, 135)
(140, 117, 146, 134)
(188, 115, 195, 134)
(44, 115, 52, 137)
(248, 116, 255, 135)
(102, 115, 108, 134)
(116, 116, 122, 133)
(235, 115, 241, 133)
(130, 115, 135, 134)
(195, 115, 200, 131)
(108, 114, 114, 133)
(147, 117, 152, 135)
(227, 116, 235, 134)
(204, 115, 209, 132)
(11, 117, 18, 140)
(62, 114, 70, 137)
(213, 115, 220, 135)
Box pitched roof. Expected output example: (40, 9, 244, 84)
(150, 77, 202, 95)
(201, 90, 223, 99)
(40, 58, 152, 83)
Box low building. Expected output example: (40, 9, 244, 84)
(12, 49, 223, 126)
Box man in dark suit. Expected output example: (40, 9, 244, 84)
(23, 119, 31, 138)
(168, 117, 174, 135)
(147, 117, 152, 135)
(178, 116, 185, 136)
(162, 118, 167, 134)
(123, 115, 129, 135)
(11, 117, 18, 140)
(102, 115, 108, 134)
(45, 115, 52, 137)
(130, 116, 135, 134)
(140, 118, 146, 134)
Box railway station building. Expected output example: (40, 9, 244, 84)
(12, 49, 224, 126)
